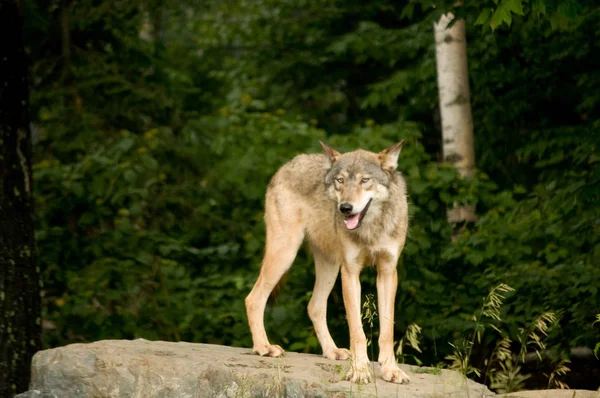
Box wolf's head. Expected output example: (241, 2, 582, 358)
(320, 141, 404, 231)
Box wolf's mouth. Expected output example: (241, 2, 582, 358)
(343, 199, 372, 230)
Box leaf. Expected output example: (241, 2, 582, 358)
(506, 0, 525, 16)
(79, 212, 95, 225)
(400, 3, 414, 20)
(123, 170, 137, 183)
(135, 251, 153, 265)
(140, 155, 159, 170)
(490, 0, 524, 30)
(558, 0, 582, 19)
(466, 251, 485, 266)
(116, 137, 135, 153)
(514, 185, 527, 194)
(475, 8, 493, 25)
(288, 341, 306, 351)
(64, 181, 84, 197)
(549, 11, 571, 30)
(490, 6, 511, 30)
(595, 342, 600, 359)
(327, 38, 349, 55)
(532, 0, 547, 15)
(90, 177, 106, 197)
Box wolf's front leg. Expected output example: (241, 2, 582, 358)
(308, 249, 350, 361)
(376, 263, 410, 384)
(341, 265, 372, 384)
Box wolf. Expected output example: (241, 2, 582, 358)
(245, 141, 410, 384)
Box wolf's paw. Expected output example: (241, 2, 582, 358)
(253, 344, 284, 357)
(381, 364, 410, 384)
(323, 348, 351, 361)
(346, 362, 372, 384)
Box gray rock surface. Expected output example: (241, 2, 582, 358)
(19, 339, 597, 398)
(501, 392, 600, 398)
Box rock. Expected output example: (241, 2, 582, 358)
(215, 381, 238, 398)
(284, 380, 304, 398)
(19, 339, 595, 397)
(14, 391, 57, 398)
(501, 391, 600, 398)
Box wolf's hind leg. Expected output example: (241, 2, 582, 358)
(245, 195, 304, 358)
(308, 249, 350, 360)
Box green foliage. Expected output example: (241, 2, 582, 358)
(396, 323, 423, 365)
(447, 285, 570, 391)
(442, 124, 600, 348)
(34, 103, 329, 347)
(468, 0, 585, 31)
(546, 358, 571, 389)
(491, 359, 530, 393)
(36, 128, 211, 344)
(446, 284, 515, 378)
(594, 315, 600, 359)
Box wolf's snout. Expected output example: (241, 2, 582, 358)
(339, 203, 353, 214)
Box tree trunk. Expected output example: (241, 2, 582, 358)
(60, 0, 72, 72)
(0, 0, 42, 395)
(434, 12, 477, 224)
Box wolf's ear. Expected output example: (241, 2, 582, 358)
(320, 141, 341, 163)
(378, 140, 405, 171)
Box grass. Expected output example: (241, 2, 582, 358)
(352, 283, 574, 395)
(243, 283, 577, 397)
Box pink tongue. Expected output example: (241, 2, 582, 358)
(345, 213, 360, 230)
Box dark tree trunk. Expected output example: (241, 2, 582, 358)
(0, 0, 42, 395)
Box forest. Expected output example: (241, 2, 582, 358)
(1, 0, 599, 395)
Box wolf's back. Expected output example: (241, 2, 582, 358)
(267, 153, 329, 200)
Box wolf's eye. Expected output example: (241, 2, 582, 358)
(336, 178, 344, 184)
(361, 178, 371, 184)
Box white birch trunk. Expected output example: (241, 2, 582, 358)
(434, 12, 477, 224)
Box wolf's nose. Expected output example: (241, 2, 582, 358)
(339, 203, 353, 214)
